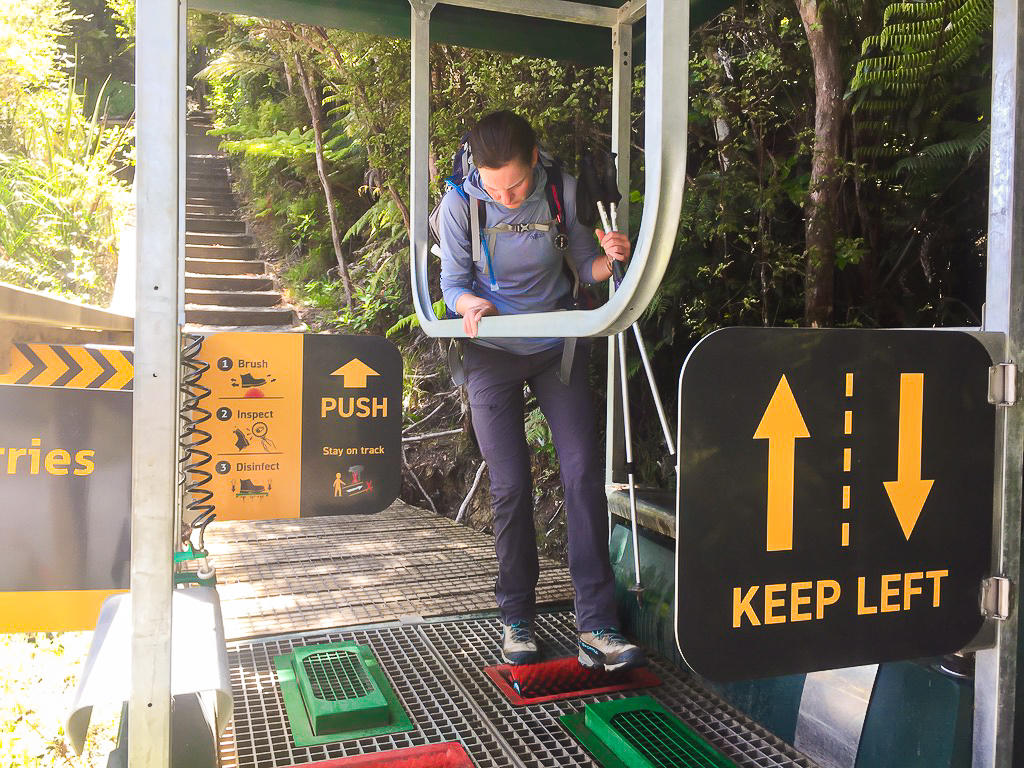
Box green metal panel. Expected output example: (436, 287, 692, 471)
(187, 0, 734, 66)
(609, 522, 805, 744)
(561, 695, 737, 767)
(294, 646, 391, 732)
(274, 642, 413, 746)
(854, 661, 973, 768)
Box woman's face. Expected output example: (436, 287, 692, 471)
(477, 148, 538, 209)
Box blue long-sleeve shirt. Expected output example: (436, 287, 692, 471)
(439, 163, 602, 355)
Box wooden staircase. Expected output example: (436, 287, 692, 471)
(184, 115, 304, 332)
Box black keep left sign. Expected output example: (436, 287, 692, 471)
(676, 328, 996, 681)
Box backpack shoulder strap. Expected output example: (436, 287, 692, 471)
(542, 162, 569, 247)
(542, 162, 578, 299)
(469, 193, 482, 266)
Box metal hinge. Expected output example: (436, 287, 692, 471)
(981, 576, 1013, 620)
(988, 363, 1019, 406)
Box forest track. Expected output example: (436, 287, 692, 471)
(183, 114, 305, 333)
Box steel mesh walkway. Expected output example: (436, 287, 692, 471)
(209, 502, 817, 767)
(204, 501, 575, 640)
(219, 613, 817, 768)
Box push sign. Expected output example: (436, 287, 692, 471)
(675, 328, 996, 681)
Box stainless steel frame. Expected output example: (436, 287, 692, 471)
(408, 0, 689, 339)
(131, 0, 1023, 763)
(130, 0, 185, 764)
(606, 18, 633, 484)
(973, 0, 1024, 762)
(441, 0, 617, 26)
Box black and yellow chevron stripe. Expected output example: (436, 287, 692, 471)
(0, 343, 134, 389)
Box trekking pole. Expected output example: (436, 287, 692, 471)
(602, 152, 675, 455)
(581, 151, 644, 602)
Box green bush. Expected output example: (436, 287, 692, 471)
(0, 85, 132, 302)
(0, 0, 133, 304)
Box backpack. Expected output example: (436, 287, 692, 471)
(429, 134, 587, 386)
(428, 135, 583, 313)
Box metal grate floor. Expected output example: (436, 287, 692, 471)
(302, 650, 374, 702)
(220, 612, 818, 768)
(612, 710, 721, 768)
(205, 502, 575, 640)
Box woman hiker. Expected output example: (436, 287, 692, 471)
(438, 110, 646, 672)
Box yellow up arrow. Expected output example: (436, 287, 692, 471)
(753, 375, 810, 552)
(883, 373, 934, 540)
(330, 358, 379, 388)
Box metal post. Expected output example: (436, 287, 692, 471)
(409, 0, 437, 325)
(973, 0, 1024, 762)
(606, 21, 632, 486)
(409, 0, 687, 340)
(611, 22, 631, 235)
(130, 0, 184, 763)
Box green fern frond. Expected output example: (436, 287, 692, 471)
(386, 299, 447, 338)
(852, 0, 992, 112)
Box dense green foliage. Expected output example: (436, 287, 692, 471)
(194, 0, 993, 485)
(0, 0, 133, 303)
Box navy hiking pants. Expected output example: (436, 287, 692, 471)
(464, 340, 618, 632)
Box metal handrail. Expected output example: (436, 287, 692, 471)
(0, 282, 133, 333)
(408, 0, 689, 338)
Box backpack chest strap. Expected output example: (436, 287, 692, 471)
(480, 219, 557, 235)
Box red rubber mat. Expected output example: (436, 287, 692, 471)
(283, 741, 474, 767)
(484, 656, 661, 706)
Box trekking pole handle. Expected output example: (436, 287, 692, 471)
(611, 259, 626, 285)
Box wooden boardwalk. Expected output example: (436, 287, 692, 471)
(205, 500, 576, 640)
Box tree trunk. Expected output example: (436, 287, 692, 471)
(388, 184, 411, 233)
(293, 52, 355, 311)
(796, 0, 843, 327)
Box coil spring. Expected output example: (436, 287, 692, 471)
(180, 334, 216, 548)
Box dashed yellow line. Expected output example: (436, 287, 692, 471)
(843, 373, 854, 546)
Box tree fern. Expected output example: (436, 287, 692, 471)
(386, 299, 447, 338)
(851, 0, 992, 105)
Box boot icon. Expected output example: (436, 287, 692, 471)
(233, 428, 250, 451)
(237, 478, 267, 496)
(239, 373, 267, 387)
(230, 372, 277, 388)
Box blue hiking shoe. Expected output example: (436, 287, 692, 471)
(501, 620, 539, 665)
(578, 628, 647, 672)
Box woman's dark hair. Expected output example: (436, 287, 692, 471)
(468, 110, 537, 169)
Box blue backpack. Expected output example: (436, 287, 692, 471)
(428, 134, 578, 317)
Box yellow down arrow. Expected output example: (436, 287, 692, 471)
(883, 373, 934, 540)
(754, 375, 810, 552)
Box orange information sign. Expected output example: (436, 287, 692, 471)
(195, 333, 401, 520)
(200, 333, 305, 520)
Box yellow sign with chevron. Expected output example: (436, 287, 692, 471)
(0, 341, 133, 630)
(0, 342, 133, 389)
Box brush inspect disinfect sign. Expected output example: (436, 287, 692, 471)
(675, 328, 996, 680)
(200, 333, 402, 519)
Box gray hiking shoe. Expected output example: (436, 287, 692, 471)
(501, 620, 539, 665)
(578, 628, 647, 672)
